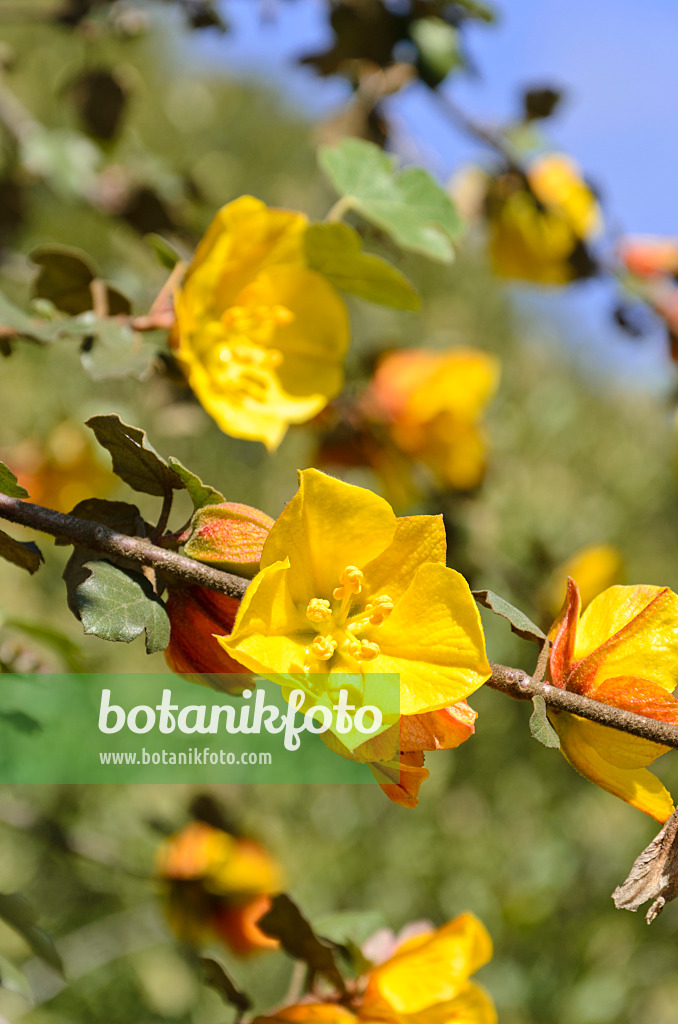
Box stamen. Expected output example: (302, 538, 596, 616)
(343, 637, 362, 658)
(365, 595, 394, 625)
(333, 566, 365, 600)
(359, 641, 380, 661)
(306, 598, 332, 623)
(311, 636, 337, 661)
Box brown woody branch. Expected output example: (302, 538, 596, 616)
(487, 663, 678, 750)
(0, 493, 248, 599)
(2, 493, 678, 750)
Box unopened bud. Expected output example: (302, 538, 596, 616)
(182, 502, 274, 578)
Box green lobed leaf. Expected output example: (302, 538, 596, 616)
(60, 499, 147, 620)
(305, 222, 420, 310)
(200, 958, 251, 1015)
(0, 460, 28, 498)
(0, 289, 62, 345)
(167, 458, 225, 509)
(318, 138, 462, 263)
(30, 246, 95, 315)
(30, 246, 132, 316)
(0, 531, 43, 574)
(258, 894, 346, 992)
(0, 893, 64, 976)
(86, 415, 185, 496)
(75, 559, 170, 654)
(473, 589, 547, 645)
(78, 317, 157, 381)
(529, 696, 561, 748)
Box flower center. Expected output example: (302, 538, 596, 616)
(295, 566, 395, 672)
(204, 302, 294, 403)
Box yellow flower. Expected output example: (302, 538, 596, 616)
(488, 154, 600, 284)
(173, 196, 350, 450)
(547, 578, 678, 822)
(218, 469, 491, 805)
(368, 347, 500, 491)
(252, 913, 496, 1024)
(156, 821, 284, 955)
(542, 543, 624, 619)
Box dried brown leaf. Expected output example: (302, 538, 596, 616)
(613, 808, 678, 923)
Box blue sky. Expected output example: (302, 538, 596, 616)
(190, 0, 678, 386)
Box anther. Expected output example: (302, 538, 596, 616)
(359, 641, 380, 661)
(333, 566, 365, 600)
(365, 595, 394, 625)
(311, 636, 337, 661)
(306, 598, 332, 623)
(343, 638, 361, 658)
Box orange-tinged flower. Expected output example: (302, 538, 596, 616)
(547, 578, 678, 822)
(488, 154, 600, 284)
(164, 584, 249, 684)
(542, 543, 624, 619)
(172, 196, 350, 450)
(156, 821, 283, 955)
(218, 469, 491, 807)
(253, 913, 496, 1024)
(368, 347, 500, 492)
(619, 236, 678, 278)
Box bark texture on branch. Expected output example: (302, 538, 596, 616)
(0, 494, 248, 599)
(487, 663, 678, 750)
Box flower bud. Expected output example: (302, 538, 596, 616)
(181, 502, 274, 578)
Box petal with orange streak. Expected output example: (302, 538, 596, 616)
(371, 752, 429, 809)
(547, 577, 580, 687)
(399, 702, 477, 753)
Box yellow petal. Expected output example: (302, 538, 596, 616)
(176, 353, 317, 451)
(218, 559, 311, 674)
(404, 984, 498, 1024)
(261, 469, 397, 604)
(405, 350, 500, 424)
(184, 195, 307, 312)
(366, 914, 493, 1014)
(552, 711, 675, 823)
(362, 515, 447, 604)
(529, 154, 601, 239)
(571, 585, 678, 694)
(362, 564, 490, 716)
(207, 838, 284, 897)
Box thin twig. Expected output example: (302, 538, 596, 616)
(150, 489, 174, 544)
(0, 494, 248, 599)
(487, 663, 678, 750)
(431, 89, 523, 171)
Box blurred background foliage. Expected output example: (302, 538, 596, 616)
(1, 2, 678, 1023)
